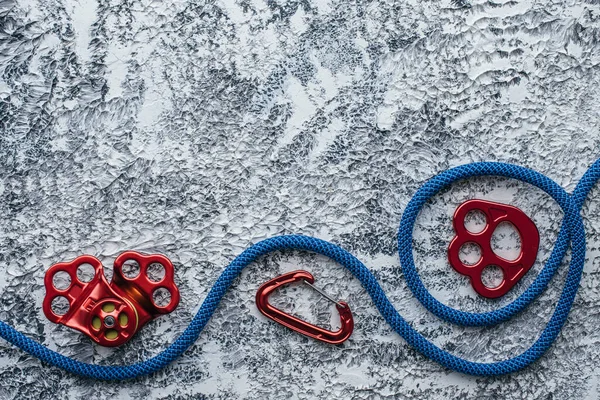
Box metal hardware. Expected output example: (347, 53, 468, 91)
(255, 270, 354, 344)
(43, 251, 180, 347)
(448, 199, 540, 298)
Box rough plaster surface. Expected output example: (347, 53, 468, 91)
(1, 0, 600, 398)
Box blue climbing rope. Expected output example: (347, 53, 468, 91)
(0, 160, 598, 379)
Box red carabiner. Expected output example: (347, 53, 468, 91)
(255, 270, 354, 344)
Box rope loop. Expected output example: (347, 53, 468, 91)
(0, 160, 598, 379)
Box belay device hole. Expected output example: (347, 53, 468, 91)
(481, 265, 504, 289)
(147, 263, 165, 282)
(153, 288, 171, 307)
(491, 221, 522, 261)
(122, 260, 140, 279)
(51, 296, 70, 316)
(464, 209, 487, 233)
(52, 271, 71, 290)
(77, 263, 95, 283)
(458, 242, 482, 266)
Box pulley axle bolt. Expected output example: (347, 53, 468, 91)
(104, 315, 116, 328)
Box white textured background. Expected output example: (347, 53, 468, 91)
(1, 0, 600, 398)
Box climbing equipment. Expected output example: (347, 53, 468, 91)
(43, 251, 180, 346)
(0, 160, 598, 379)
(255, 270, 353, 344)
(256, 270, 353, 344)
(448, 199, 540, 298)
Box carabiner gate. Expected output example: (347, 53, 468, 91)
(255, 270, 354, 344)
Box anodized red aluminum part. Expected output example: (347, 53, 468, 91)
(111, 251, 180, 328)
(43, 251, 180, 347)
(255, 270, 353, 344)
(448, 199, 540, 298)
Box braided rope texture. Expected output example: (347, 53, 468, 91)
(0, 161, 598, 380)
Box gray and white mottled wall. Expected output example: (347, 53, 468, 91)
(1, 0, 600, 398)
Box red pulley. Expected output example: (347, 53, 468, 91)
(43, 251, 180, 347)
